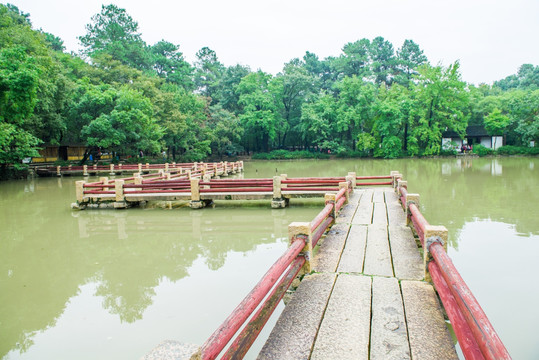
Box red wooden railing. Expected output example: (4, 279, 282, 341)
(397, 181, 510, 360)
(196, 182, 351, 359)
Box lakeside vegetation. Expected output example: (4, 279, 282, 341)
(1, 3, 538, 174)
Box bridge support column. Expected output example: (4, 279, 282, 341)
(289, 222, 312, 275)
(114, 179, 127, 209)
(272, 175, 287, 208)
(423, 225, 448, 282)
(75, 180, 85, 203)
(189, 179, 205, 209)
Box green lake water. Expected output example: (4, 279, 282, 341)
(1, 157, 538, 359)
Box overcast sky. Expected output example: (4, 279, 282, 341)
(6, 0, 539, 84)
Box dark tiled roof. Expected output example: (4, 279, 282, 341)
(443, 125, 489, 138)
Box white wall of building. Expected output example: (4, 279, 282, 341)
(492, 136, 503, 150)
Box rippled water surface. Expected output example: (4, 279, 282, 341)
(1, 157, 537, 359)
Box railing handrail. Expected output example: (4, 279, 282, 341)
(197, 179, 352, 359)
(397, 183, 510, 360)
(429, 242, 510, 360)
(198, 238, 306, 359)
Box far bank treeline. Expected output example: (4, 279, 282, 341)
(1, 3, 539, 169)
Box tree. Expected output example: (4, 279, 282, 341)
(369, 36, 396, 85)
(149, 40, 193, 90)
(154, 85, 211, 161)
(302, 51, 334, 91)
(506, 89, 539, 146)
(372, 84, 411, 157)
(213, 64, 250, 114)
(394, 40, 428, 87)
(41, 31, 65, 52)
(334, 39, 371, 80)
(81, 87, 162, 155)
(299, 93, 339, 151)
(194, 47, 224, 99)
(208, 105, 243, 157)
(237, 71, 278, 152)
(334, 77, 377, 150)
(408, 62, 470, 156)
(271, 60, 315, 148)
(0, 45, 41, 168)
(79, 4, 150, 70)
(484, 108, 510, 148)
(495, 64, 539, 90)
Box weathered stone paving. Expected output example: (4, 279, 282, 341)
(258, 188, 458, 360)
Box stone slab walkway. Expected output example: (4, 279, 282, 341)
(258, 188, 458, 360)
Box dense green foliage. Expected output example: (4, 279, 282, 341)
(1, 3, 538, 170)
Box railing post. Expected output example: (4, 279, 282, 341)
(339, 182, 349, 204)
(109, 163, 115, 175)
(272, 176, 286, 208)
(138, 163, 142, 173)
(345, 175, 354, 194)
(99, 177, 108, 192)
(114, 179, 126, 208)
(394, 174, 403, 189)
(325, 193, 337, 220)
(391, 171, 402, 188)
(189, 178, 205, 209)
(56, 166, 61, 177)
(397, 180, 407, 195)
(347, 172, 357, 188)
(203, 173, 212, 185)
(146, 162, 150, 170)
(83, 165, 88, 177)
(288, 222, 312, 275)
(423, 225, 448, 282)
(223, 161, 229, 176)
(405, 193, 420, 226)
(76, 180, 85, 203)
(134, 173, 142, 191)
(118, 163, 122, 172)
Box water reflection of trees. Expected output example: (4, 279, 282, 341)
(1, 180, 307, 358)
